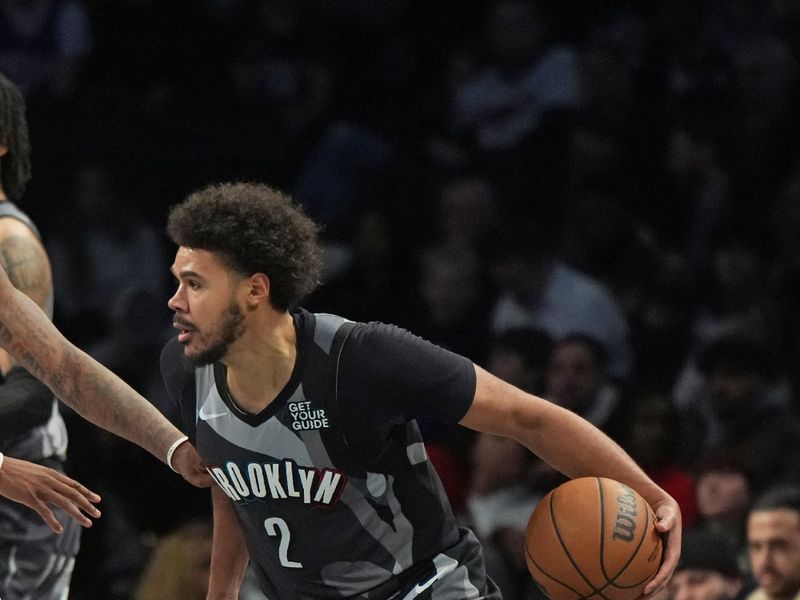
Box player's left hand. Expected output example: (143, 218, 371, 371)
(0, 456, 102, 533)
(172, 442, 213, 487)
(642, 494, 682, 596)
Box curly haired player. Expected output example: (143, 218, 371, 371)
(160, 181, 682, 599)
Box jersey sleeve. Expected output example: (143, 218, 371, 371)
(337, 322, 476, 427)
(159, 336, 198, 443)
(0, 367, 55, 441)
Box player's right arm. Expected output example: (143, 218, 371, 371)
(207, 485, 250, 599)
(0, 264, 212, 488)
(459, 365, 681, 596)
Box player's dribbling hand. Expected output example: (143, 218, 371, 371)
(642, 494, 682, 597)
(171, 442, 213, 487)
(0, 456, 102, 534)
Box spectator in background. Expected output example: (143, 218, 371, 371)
(685, 335, 800, 493)
(134, 519, 213, 600)
(693, 458, 753, 567)
(404, 174, 500, 359)
(746, 485, 800, 600)
(646, 1, 733, 117)
(623, 394, 697, 529)
(227, 0, 334, 186)
(414, 245, 492, 362)
(47, 161, 167, 347)
(655, 121, 731, 269)
(465, 432, 541, 600)
(673, 221, 787, 429)
(293, 120, 394, 238)
(544, 333, 627, 440)
(691, 223, 780, 352)
(488, 218, 633, 381)
(442, 0, 582, 216)
(724, 35, 798, 219)
(560, 190, 647, 309)
(436, 174, 499, 253)
(0, 0, 93, 98)
(485, 327, 552, 396)
(669, 529, 748, 600)
(631, 246, 697, 394)
(306, 208, 412, 327)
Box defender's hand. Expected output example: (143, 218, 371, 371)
(0, 456, 101, 533)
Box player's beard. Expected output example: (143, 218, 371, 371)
(185, 298, 246, 366)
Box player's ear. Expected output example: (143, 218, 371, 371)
(246, 272, 270, 306)
(0, 144, 8, 157)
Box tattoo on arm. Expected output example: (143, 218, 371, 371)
(0, 234, 53, 317)
(0, 288, 180, 461)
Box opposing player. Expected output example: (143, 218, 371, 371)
(1, 69, 89, 598)
(0, 263, 212, 593)
(161, 182, 681, 598)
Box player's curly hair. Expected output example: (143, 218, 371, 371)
(167, 182, 322, 311)
(0, 72, 32, 202)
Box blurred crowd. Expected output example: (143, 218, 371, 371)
(3, 0, 800, 598)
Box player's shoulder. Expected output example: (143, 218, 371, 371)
(346, 320, 417, 350)
(0, 210, 38, 241)
(343, 320, 464, 369)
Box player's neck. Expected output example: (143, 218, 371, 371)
(223, 310, 297, 413)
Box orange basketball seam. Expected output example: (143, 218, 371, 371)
(525, 541, 585, 599)
(598, 477, 608, 582)
(599, 484, 661, 591)
(610, 500, 654, 585)
(549, 481, 612, 599)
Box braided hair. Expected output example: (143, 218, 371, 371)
(0, 73, 32, 201)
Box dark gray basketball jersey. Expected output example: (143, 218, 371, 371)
(161, 310, 502, 599)
(0, 199, 66, 467)
(0, 199, 79, 592)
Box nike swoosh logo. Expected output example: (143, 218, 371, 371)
(199, 404, 229, 421)
(403, 572, 439, 599)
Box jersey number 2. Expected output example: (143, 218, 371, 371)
(264, 517, 303, 568)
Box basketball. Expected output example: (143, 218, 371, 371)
(524, 477, 663, 600)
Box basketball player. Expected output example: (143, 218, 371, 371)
(161, 182, 682, 599)
(0, 70, 209, 599)
(0, 69, 90, 599)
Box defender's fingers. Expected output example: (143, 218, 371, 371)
(32, 500, 64, 535)
(47, 474, 102, 515)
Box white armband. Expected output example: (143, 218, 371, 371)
(166, 436, 189, 473)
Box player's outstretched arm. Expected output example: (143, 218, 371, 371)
(0, 453, 101, 533)
(459, 364, 682, 595)
(0, 265, 212, 488)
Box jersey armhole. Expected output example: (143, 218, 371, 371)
(330, 321, 358, 450)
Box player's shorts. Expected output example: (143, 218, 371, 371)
(0, 505, 80, 600)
